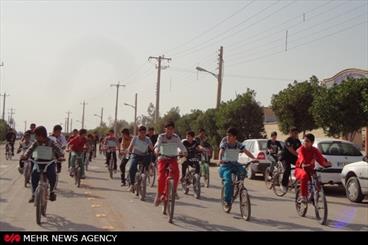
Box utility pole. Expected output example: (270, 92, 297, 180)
(1, 93, 9, 120)
(217, 46, 224, 109)
(134, 93, 137, 135)
(8, 108, 15, 128)
(94, 107, 104, 127)
(110, 82, 126, 135)
(81, 101, 87, 129)
(0, 62, 4, 111)
(148, 55, 171, 123)
(24, 120, 27, 132)
(70, 118, 73, 131)
(66, 111, 71, 133)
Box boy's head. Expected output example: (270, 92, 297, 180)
(108, 129, 114, 136)
(121, 128, 130, 138)
(79, 129, 87, 137)
(34, 126, 48, 142)
(271, 131, 277, 140)
(53, 124, 62, 137)
(199, 128, 206, 137)
(303, 133, 315, 148)
(72, 129, 78, 136)
(289, 127, 299, 138)
(138, 126, 147, 137)
(164, 121, 175, 136)
(23, 132, 31, 141)
(226, 127, 238, 143)
(30, 123, 36, 132)
(186, 130, 195, 141)
(147, 127, 155, 136)
(87, 134, 94, 139)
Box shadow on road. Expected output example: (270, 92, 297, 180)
(250, 217, 324, 231)
(0, 177, 12, 181)
(85, 176, 109, 181)
(174, 215, 243, 231)
(328, 219, 368, 231)
(176, 200, 206, 209)
(199, 195, 219, 203)
(0, 222, 26, 231)
(0, 197, 7, 203)
(42, 214, 104, 231)
(57, 188, 103, 199)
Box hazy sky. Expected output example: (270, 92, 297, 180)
(0, 0, 367, 132)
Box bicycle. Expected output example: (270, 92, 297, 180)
(181, 158, 201, 199)
(147, 160, 156, 188)
(71, 152, 83, 188)
(31, 159, 55, 225)
(200, 150, 210, 188)
(106, 149, 115, 179)
(295, 167, 328, 225)
(85, 151, 90, 171)
(5, 142, 12, 160)
(221, 160, 256, 221)
(160, 155, 182, 224)
(265, 156, 296, 196)
(23, 159, 32, 188)
(134, 161, 148, 201)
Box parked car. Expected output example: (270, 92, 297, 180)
(239, 139, 284, 179)
(341, 157, 368, 203)
(313, 138, 364, 185)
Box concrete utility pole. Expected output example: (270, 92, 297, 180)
(81, 101, 87, 129)
(24, 121, 27, 132)
(94, 107, 104, 127)
(148, 55, 171, 123)
(8, 108, 15, 128)
(1, 93, 9, 120)
(66, 111, 71, 133)
(124, 93, 138, 135)
(110, 82, 126, 135)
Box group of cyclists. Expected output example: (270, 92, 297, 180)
(4, 119, 332, 223)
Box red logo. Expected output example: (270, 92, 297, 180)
(3, 234, 21, 243)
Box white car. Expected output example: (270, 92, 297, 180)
(239, 139, 284, 179)
(341, 158, 368, 203)
(313, 138, 364, 185)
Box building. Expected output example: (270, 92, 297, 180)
(321, 68, 368, 87)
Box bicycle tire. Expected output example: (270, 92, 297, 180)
(272, 171, 288, 197)
(221, 185, 232, 213)
(41, 188, 48, 217)
(35, 188, 42, 225)
(314, 188, 328, 225)
(140, 173, 146, 201)
(194, 174, 201, 199)
(135, 174, 140, 197)
(239, 187, 251, 221)
(167, 178, 175, 223)
(295, 186, 308, 217)
(204, 163, 210, 188)
(264, 167, 273, 190)
(24, 163, 31, 188)
(181, 176, 189, 195)
(149, 164, 156, 188)
(109, 160, 113, 179)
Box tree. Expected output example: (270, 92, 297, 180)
(271, 76, 320, 135)
(312, 77, 368, 140)
(175, 110, 203, 138)
(0, 119, 10, 141)
(197, 108, 221, 148)
(216, 89, 265, 142)
(137, 103, 156, 128)
(154, 107, 181, 133)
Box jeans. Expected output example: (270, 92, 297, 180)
(106, 151, 117, 170)
(218, 161, 246, 205)
(128, 154, 151, 185)
(120, 157, 130, 184)
(71, 152, 85, 177)
(181, 160, 200, 179)
(31, 162, 56, 195)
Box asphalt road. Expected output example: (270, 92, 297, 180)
(0, 145, 367, 231)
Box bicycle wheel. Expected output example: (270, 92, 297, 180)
(239, 187, 251, 221)
(41, 188, 48, 217)
(181, 176, 189, 195)
(35, 187, 42, 225)
(24, 164, 31, 188)
(167, 178, 175, 223)
(295, 185, 308, 217)
(204, 163, 210, 188)
(135, 174, 140, 196)
(149, 164, 156, 188)
(193, 174, 201, 199)
(75, 167, 81, 188)
(264, 167, 273, 190)
(140, 173, 146, 201)
(272, 171, 288, 197)
(221, 185, 232, 213)
(314, 188, 328, 225)
(109, 161, 113, 179)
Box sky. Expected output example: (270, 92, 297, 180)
(0, 0, 367, 132)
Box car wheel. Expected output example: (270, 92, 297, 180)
(345, 176, 364, 203)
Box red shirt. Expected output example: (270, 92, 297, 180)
(296, 146, 328, 171)
(69, 135, 87, 153)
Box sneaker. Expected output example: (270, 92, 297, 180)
(224, 203, 231, 210)
(281, 185, 288, 193)
(18, 167, 24, 175)
(127, 185, 134, 193)
(69, 168, 75, 177)
(154, 194, 161, 207)
(28, 195, 35, 203)
(121, 182, 126, 187)
(49, 192, 56, 201)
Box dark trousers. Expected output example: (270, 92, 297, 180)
(181, 160, 200, 178)
(128, 154, 151, 185)
(106, 152, 117, 170)
(31, 162, 56, 194)
(120, 157, 130, 184)
(7, 142, 15, 155)
(281, 160, 292, 187)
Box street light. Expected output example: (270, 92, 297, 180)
(196, 65, 222, 109)
(123, 93, 138, 135)
(196, 66, 217, 78)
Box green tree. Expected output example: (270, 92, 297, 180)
(197, 108, 221, 149)
(271, 76, 320, 135)
(175, 110, 203, 138)
(216, 89, 265, 142)
(312, 77, 368, 140)
(137, 103, 156, 128)
(154, 107, 181, 133)
(0, 119, 10, 142)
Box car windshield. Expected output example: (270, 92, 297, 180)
(318, 142, 362, 156)
(258, 140, 268, 151)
